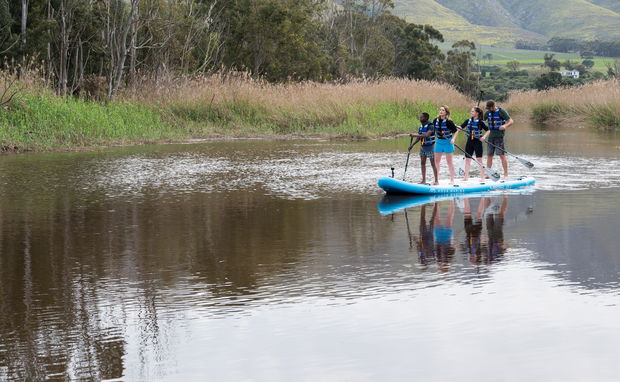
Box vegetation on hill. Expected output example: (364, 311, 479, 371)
(393, 0, 620, 45)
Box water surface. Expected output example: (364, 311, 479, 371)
(1, 124, 619, 381)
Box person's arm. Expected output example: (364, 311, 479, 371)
(449, 120, 458, 144)
(500, 109, 513, 130)
(480, 121, 489, 141)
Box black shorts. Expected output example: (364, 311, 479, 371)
(465, 139, 483, 158)
(487, 137, 505, 155)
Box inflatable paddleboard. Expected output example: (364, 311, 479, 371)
(377, 176, 535, 195)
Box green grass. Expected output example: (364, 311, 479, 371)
(0, 92, 190, 151)
(477, 45, 615, 71)
(531, 102, 620, 130)
(0, 88, 471, 152)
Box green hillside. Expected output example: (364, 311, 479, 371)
(392, 0, 620, 46)
(497, 0, 620, 41)
(392, 0, 546, 46)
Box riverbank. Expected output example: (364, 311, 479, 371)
(0, 75, 472, 153)
(507, 79, 620, 129)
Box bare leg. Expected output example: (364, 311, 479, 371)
(430, 156, 438, 185)
(435, 153, 443, 184)
(499, 154, 508, 179)
(420, 156, 427, 184)
(477, 157, 484, 181)
(463, 158, 471, 181)
(446, 153, 454, 184)
(486, 155, 494, 179)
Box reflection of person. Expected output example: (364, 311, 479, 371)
(485, 100, 514, 180)
(462, 198, 485, 265)
(459, 107, 490, 182)
(485, 196, 508, 263)
(415, 203, 436, 265)
(433, 200, 456, 271)
(409, 112, 438, 185)
(433, 106, 459, 185)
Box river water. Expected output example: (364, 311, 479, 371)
(1, 123, 619, 381)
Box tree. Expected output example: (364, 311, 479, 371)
(443, 40, 478, 97)
(543, 53, 561, 71)
(534, 72, 566, 90)
(506, 60, 520, 72)
(582, 59, 595, 70)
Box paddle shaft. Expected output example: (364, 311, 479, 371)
(454, 142, 500, 180)
(458, 127, 534, 168)
(403, 137, 418, 180)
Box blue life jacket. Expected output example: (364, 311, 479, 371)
(486, 106, 506, 131)
(434, 118, 452, 140)
(418, 122, 435, 146)
(466, 118, 484, 139)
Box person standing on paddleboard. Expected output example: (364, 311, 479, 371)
(460, 106, 490, 182)
(433, 105, 459, 185)
(410, 112, 439, 185)
(485, 100, 514, 180)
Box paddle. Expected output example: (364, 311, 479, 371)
(457, 156, 466, 177)
(458, 127, 534, 169)
(454, 142, 501, 181)
(402, 136, 418, 180)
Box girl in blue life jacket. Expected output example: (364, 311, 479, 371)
(459, 106, 490, 182)
(433, 105, 459, 185)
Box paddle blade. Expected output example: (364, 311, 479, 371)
(484, 167, 501, 182)
(517, 157, 535, 168)
(457, 157, 465, 176)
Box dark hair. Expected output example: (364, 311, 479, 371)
(486, 100, 496, 108)
(473, 107, 483, 118)
(420, 112, 430, 119)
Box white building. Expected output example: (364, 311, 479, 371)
(560, 69, 580, 79)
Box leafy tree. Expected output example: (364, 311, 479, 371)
(506, 60, 520, 72)
(534, 72, 566, 90)
(443, 40, 478, 97)
(582, 59, 595, 69)
(543, 53, 561, 71)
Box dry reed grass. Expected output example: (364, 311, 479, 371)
(122, 72, 472, 112)
(507, 80, 620, 128)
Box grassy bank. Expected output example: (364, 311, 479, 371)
(507, 79, 620, 129)
(0, 74, 472, 152)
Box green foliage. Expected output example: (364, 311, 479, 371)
(506, 60, 520, 72)
(0, 91, 183, 151)
(534, 72, 569, 91)
(531, 103, 570, 123)
(443, 40, 478, 97)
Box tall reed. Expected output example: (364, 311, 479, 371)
(507, 80, 620, 128)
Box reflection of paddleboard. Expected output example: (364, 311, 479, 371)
(377, 176, 535, 195)
(379, 193, 483, 215)
(377, 190, 533, 215)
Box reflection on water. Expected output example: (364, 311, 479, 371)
(0, 130, 620, 380)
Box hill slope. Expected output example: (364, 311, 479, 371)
(392, 0, 620, 45)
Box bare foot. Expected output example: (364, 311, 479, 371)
(433, 181, 439, 185)
(463, 177, 469, 182)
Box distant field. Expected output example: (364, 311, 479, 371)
(439, 43, 617, 71)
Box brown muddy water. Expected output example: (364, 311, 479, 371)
(1, 124, 620, 381)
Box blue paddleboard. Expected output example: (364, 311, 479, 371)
(377, 176, 535, 195)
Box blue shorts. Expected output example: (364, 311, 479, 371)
(434, 139, 454, 154)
